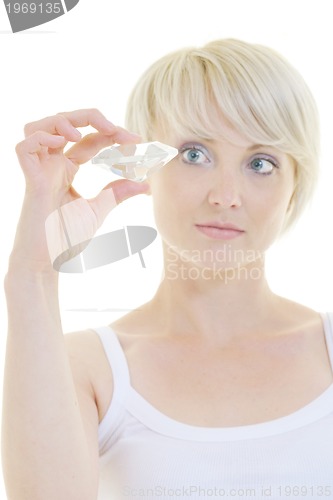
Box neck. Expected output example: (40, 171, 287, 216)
(149, 250, 278, 344)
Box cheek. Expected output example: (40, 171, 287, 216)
(251, 185, 294, 245)
(150, 164, 198, 209)
(255, 172, 294, 213)
(149, 174, 177, 227)
(149, 169, 198, 244)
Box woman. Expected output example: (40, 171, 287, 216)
(2, 39, 333, 499)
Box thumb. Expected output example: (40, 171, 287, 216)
(89, 178, 150, 226)
(108, 178, 151, 204)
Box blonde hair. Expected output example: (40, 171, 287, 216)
(126, 39, 320, 231)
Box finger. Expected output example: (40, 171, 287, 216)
(112, 126, 141, 143)
(24, 109, 140, 147)
(16, 132, 66, 157)
(65, 133, 117, 165)
(56, 109, 117, 135)
(65, 128, 142, 166)
(24, 115, 82, 142)
(89, 179, 150, 222)
(24, 109, 116, 140)
(102, 178, 150, 203)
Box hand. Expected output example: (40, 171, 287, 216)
(11, 109, 150, 272)
(16, 107, 149, 200)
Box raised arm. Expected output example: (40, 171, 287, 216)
(2, 109, 148, 500)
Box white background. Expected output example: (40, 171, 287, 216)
(0, 0, 333, 496)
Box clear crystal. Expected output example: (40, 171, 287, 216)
(91, 141, 178, 182)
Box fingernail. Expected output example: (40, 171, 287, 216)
(106, 121, 116, 132)
(130, 132, 142, 140)
(73, 129, 82, 139)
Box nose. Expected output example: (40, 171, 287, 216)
(207, 167, 242, 208)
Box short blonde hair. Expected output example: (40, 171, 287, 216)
(126, 39, 320, 231)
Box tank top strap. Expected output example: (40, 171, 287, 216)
(94, 325, 131, 386)
(322, 312, 333, 372)
(93, 326, 131, 438)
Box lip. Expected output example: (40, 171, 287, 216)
(195, 222, 245, 240)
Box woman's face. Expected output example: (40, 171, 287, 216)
(148, 121, 295, 271)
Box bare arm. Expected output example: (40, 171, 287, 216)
(2, 109, 148, 500)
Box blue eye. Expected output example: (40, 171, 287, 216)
(250, 157, 276, 175)
(180, 146, 210, 165)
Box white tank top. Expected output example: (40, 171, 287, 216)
(95, 312, 333, 500)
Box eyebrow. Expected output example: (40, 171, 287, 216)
(247, 144, 267, 151)
(179, 137, 278, 153)
(213, 141, 276, 151)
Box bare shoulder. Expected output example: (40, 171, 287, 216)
(64, 329, 114, 423)
(273, 296, 331, 366)
(274, 295, 324, 332)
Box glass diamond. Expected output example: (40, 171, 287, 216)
(91, 141, 179, 182)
